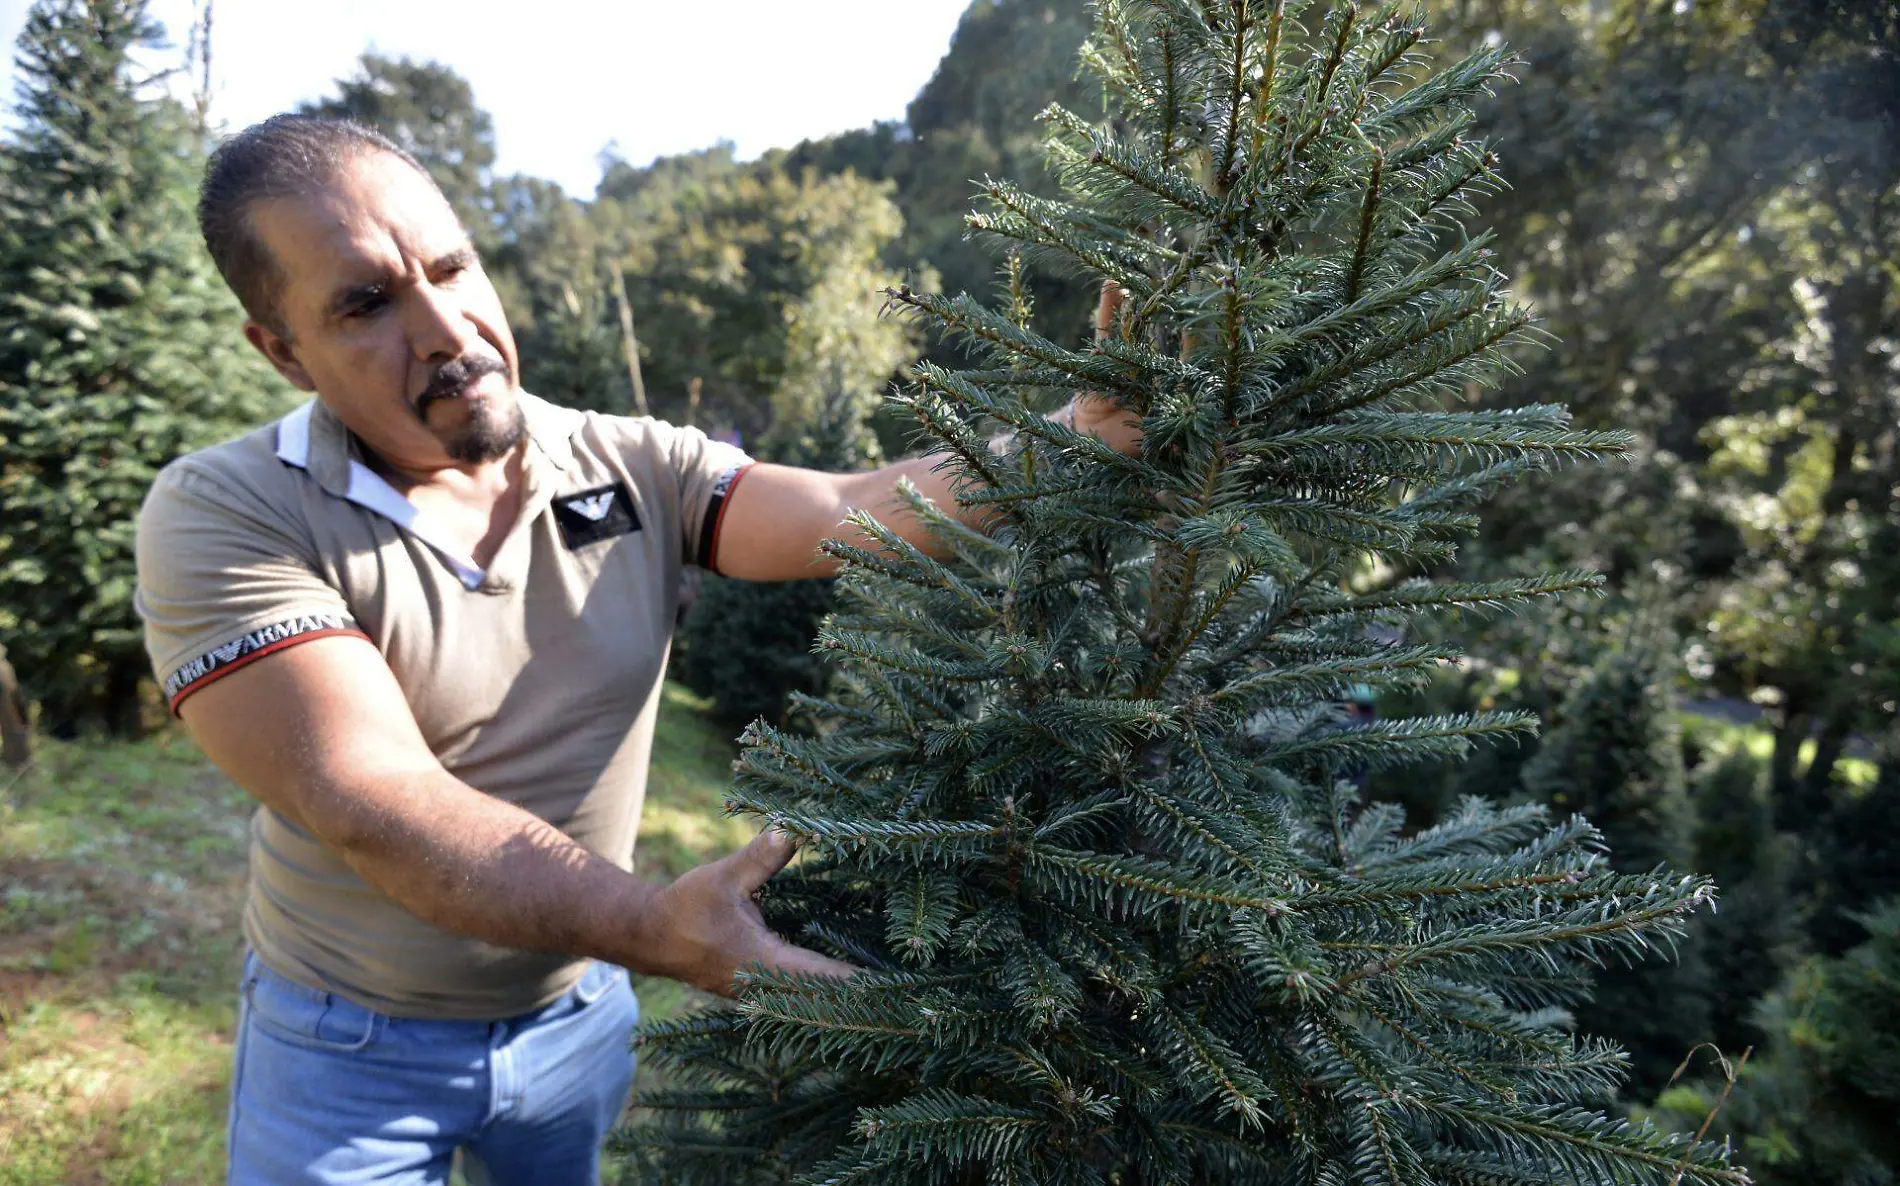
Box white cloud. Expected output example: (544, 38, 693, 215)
(0, 0, 971, 196)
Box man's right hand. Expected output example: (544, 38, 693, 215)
(637, 829, 856, 996)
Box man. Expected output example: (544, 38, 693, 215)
(135, 114, 1135, 1185)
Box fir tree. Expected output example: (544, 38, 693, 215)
(1649, 898, 1900, 1186)
(0, 0, 293, 734)
(621, 3, 1741, 1182)
(1801, 741, 1900, 958)
(1689, 749, 1797, 1058)
(1519, 634, 1712, 1096)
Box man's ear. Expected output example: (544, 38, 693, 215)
(244, 320, 317, 392)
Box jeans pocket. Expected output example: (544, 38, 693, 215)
(571, 959, 622, 1007)
(244, 960, 382, 1053)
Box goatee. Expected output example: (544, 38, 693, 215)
(442, 399, 527, 464)
(418, 352, 524, 464)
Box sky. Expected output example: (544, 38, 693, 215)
(0, 0, 974, 197)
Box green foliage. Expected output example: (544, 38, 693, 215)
(1521, 634, 1695, 875)
(484, 172, 630, 411)
(1435, 0, 1900, 811)
(617, 3, 1738, 1182)
(675, 573, 839, 731)
(1519, 634, 1711, 1095)
(0, 0, 292, 735)
(597, 152, 923, 435)
(1689, 749, 1798, 1057)
(1800, 740, 1900, 958)
(668, 165, 924, 727)
(301, 53, 500, 246)
(1648, 898, 1900, 1186)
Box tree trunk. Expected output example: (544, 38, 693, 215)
(609, 265, 650, 417)
(1769, 707, 1811, 830)
(1802, 715, 1852, 801)
(0, 641, 30, 768)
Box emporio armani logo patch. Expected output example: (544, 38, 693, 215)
(554, 482, 639, 549)
(568, 491, 617, 521)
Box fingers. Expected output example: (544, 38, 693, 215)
(1094, 280, 1126, 341)
(710, 940, 858, 999)
(727, 826, 799, 895)
(763, 943, 858, 983)
(721, 944, 857, 998)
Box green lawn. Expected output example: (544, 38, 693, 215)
(0, 681, 746, 1185)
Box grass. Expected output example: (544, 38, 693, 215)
(1677, 712, 1879, 792)
(0, 681, 747, 1185)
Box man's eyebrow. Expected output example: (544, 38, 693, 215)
(323, 246, 476, 318)
(325, 275, 390, 319)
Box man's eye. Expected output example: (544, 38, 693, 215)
(348, 294, 387, 318)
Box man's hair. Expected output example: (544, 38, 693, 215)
(198, 114, 436, 337)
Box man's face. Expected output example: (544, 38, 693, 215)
(243, 149, 523, 471)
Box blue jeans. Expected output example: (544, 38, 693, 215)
(227, 949, 639, 1185)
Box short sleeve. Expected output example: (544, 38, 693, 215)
(135, 462, 367, 714)
(660, 423, 755, 573)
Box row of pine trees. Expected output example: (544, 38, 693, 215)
(0, 0, 292, 735)
(2, 0, 1895, 1182)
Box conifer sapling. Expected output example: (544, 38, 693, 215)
(620, 2, 1744, 1182)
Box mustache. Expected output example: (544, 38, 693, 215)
(416, 353, 510, 417)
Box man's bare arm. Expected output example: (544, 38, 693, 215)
(715, 284, 1137, 582)
(178, 633, 849, 995)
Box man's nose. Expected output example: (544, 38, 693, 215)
(406, 279, 477, 362)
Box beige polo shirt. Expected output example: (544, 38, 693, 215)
(134, 393, 754, 1019)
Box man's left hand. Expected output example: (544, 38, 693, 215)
(639, 828, 856, 997)
(1055, 280, 1142, 456)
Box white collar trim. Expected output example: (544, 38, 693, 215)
(275, 401, 488, 591)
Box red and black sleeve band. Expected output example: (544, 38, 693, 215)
(163, 612, 368, 714)
(695, 462, 755, 575)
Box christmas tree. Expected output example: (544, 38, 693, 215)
(620, 2, 1743, 1182)
(0, 0, 292, 734)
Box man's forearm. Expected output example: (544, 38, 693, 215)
(325, 768, 669, 973)
(836, 451, 995, 560)
(714, 399, 1136, 581)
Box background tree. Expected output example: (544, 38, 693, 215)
(672, 189, 926, 726)
(301, 52, 500, 247)
(484, 173, 628, 411)
(1518, 630, 1710, 1095)
(595, 154, 922, 437)
(1688, 747, 1799, 1057)
(1649, 895, 1900, 1186)
(1798, 730, 1900, 958)
(620, 3, 1739, 1182)
(0, 0, 291, 736)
